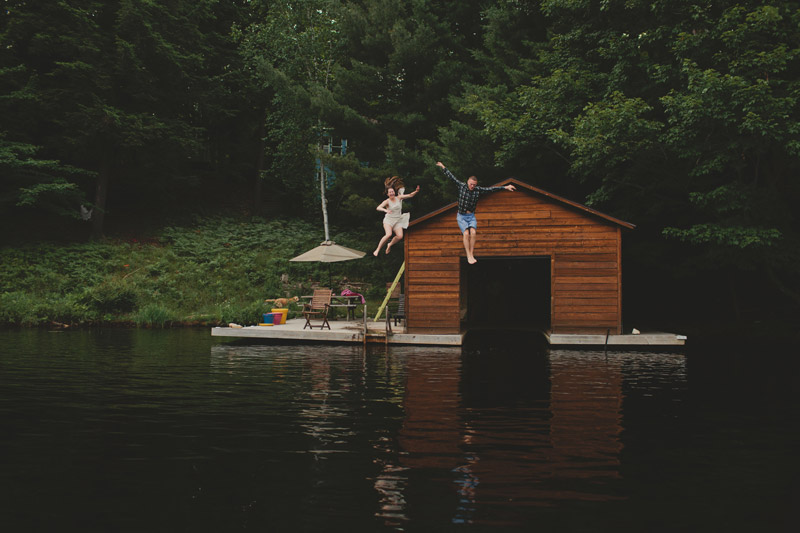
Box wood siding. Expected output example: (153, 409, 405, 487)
(405, 182, 628, 335)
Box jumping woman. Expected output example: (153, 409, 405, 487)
(373, 182, 420, 256)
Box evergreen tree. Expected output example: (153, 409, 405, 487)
(462, 0, 800, 313)
(1, 0, 247, 240)
(1, 1, 96, 236)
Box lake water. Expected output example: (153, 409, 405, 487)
(1, 329, 797, 532)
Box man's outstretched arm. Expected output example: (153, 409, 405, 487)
(436, 161, 462, 186)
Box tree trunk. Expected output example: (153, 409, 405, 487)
(91, 159, 110, 241)
(253, 117, 266, 213)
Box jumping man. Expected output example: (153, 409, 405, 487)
(436, 161, 516, 264)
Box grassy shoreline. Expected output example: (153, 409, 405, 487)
(1, 216, 398, 328)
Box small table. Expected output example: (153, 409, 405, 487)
(301, 294, 364, 321)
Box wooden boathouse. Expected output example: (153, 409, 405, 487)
(403, 178, 636, 336)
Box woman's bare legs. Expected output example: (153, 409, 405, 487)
(374, 224, 394, 256)
(385, 227, 404, 254)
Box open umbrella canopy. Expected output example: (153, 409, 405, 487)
(290, 241, 366, 288)
(290, 241, 366, 263)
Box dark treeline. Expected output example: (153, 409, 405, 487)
(2, 1, 799, 333)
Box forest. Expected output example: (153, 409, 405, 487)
(2, 0, 799, 339)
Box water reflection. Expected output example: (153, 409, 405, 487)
(0, 328, 693, 531)
(237, 347, 674, 522)
(4, 329, 795, 531)
(206, 342, 688, 529)
(549, 350, 625, 493)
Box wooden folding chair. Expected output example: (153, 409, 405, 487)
(393, 294, 405, 326)
(303, 288, 332, 330)
(385, 282, 405, 326)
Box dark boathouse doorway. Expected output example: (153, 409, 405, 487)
(461, 256, 551, 331)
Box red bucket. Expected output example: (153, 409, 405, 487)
(271, 308, 287, 325)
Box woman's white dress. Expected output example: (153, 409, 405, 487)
(383, 198, 410, 229)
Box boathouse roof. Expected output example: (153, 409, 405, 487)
(410, 177, 636, 230)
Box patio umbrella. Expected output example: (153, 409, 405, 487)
(290, 240, 366, 287)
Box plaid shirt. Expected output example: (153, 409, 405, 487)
(440, 167, 505, 214)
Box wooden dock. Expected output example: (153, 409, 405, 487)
(211, 319, 685, 347)
(211, 318, 465, 346)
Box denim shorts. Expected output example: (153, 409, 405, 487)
(457, 212, 477, 233)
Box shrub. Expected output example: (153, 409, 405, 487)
(135, 304, 173, 328)
(82, 280, 138, 313)
(48, 294, 93, 324)
(0, 292, 42, 326)
(214, 299, 271, 326)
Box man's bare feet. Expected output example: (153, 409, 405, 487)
(467, 256, 477, 264)
(385, 243, 392, 254)
(373, 249, 380, 257)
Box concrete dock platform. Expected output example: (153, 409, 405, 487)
(211, 318, 465, 346)
(544, 331, 687, 346)
(212, 319, 685, 347)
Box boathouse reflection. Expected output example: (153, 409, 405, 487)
(389, 348, 685, 525)
(206, 343, 685, 527)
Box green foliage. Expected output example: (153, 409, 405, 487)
(2, 0, 799, 321)
(216, 299, 272, 327)
(687, 184, 752, 213)
(663, 224, 782, 249)
(0, 292, 48, 326)
(234, 0, 345, 217)
(234, 0, 342, 89)
(557, 91, 662, 181)
(135, 304, 174, 328)
(0, 136, 91, 217)
(459, 0, 800, 304)
(82, 280, 138, 314)
(0, 0, 256, 237)
(0, 291, 91, 326)
(0, 216, 389, 327)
